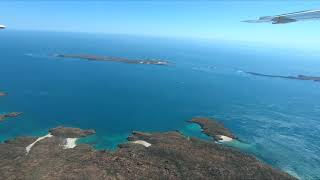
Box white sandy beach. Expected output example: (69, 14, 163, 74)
(63, 138, 78, 149)
(132, 140, 152, 147)
(218, 135, 233, 142)
(25, 133, 53, 154)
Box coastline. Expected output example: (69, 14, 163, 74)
(0, 118, 296, 180)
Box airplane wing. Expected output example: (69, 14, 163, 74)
(243, 9, 320, 24)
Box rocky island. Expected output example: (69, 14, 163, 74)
(246, 71, 320, 82)
(0, 118, 296, 179)
(189, 117, 237, 142)
(49, 126, 96, 138)
(56, 54, 169, 66)
(0, 112, 22, 122)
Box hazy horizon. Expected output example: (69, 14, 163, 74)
(1, 1, 320, 50)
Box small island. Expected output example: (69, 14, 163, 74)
(49, 126, 96, 138)
(0, 112, 22, 122)
(246, 71, 320, 82)
(189, 117, 237, 142)
(0, 92, 7, 97)
(55, 54, 169, 66)
(0, 118, 296, 179)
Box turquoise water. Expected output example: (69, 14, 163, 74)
(1, 30, 320, 179)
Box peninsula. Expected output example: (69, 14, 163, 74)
(246, 71, 320, 82)
(0, 112, 22, 122)
(56, 54, 169, 66)
(0, 118, 296, 179)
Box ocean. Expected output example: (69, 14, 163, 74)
(1, 30, 320, 179)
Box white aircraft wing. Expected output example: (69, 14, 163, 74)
(243, 9, 320, 24)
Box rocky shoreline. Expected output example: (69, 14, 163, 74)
(0, 118, 296, 180)
(56, 54, 169, 66)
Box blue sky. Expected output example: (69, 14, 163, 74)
(1, 1, 320, 49)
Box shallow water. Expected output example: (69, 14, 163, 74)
(1, 30, 320, 179)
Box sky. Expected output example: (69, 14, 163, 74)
(1, 1, 320, 49)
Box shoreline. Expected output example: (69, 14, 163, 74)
(0, 119, 296, 179)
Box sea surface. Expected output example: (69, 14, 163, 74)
(1, 30, 320, 179)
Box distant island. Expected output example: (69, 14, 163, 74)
(246, 71, 320, 82)
(0, 118, 295, 179)
(55, 54, 169, 66)
(0, 112, 22, 122)
(0, 92, 7, 97)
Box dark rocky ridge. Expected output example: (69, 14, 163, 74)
(0, 120, 296, 180)
(189, 117, 237, 141)
(0, 112, 22, 122)
(246, 71, 320, 82)
(56, 54, 169, 66)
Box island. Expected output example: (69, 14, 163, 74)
(0, 118, 296, 179)
(0, 112, 22, 122)
(0, 92, 7, 97)
(246, 71, 320, 82)
(189, 117, 237, 141)
(49, 126, 96, 138)
(55, 54, 169, 66)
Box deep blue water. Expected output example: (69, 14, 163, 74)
(1, 30, 320, 179)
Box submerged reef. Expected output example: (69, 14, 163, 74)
(246, 71, 320, 82)
(0, 118, 296, 180)
(0, 112, 22, 122)
(56, 54, 169, 66)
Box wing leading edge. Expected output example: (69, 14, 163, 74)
(243, 9, 320, 24)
